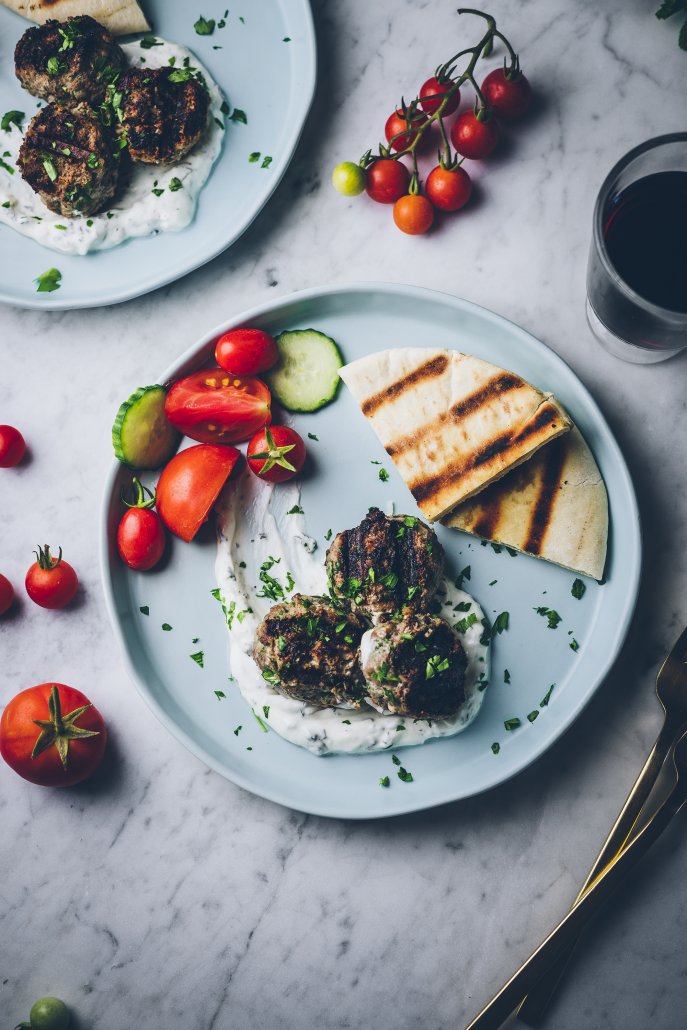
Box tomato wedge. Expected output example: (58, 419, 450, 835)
(165, 368, 271, 444)
(156, 444, 241, 542)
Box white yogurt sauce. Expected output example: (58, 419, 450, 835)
(0, 40, 225, 254)
(214, 469, 490, 756)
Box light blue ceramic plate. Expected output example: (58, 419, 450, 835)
(101, 284, 642, 819)
(0, 0, 315, 309)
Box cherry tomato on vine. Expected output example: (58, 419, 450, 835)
(365, 159, 410, 204)
(165, 369, 271, 445)
(426, 164, 472, 212)
(0, 573, 14, 616)
(481, 67, 531, 119)
(451, 110, 500, 159)
(393, 194, 434, 235)
(25, 546, 78, 609)
(247, 425, 306, 484)
(22, 997, 72, 1030)
(419, 76, 460, 116)
(0, 424, 26, 467)
(156, 444, 241, 542)
(215, 328, 279, 376)
(117, 479, 166, 571)
(384, 109, 425, 152)
(332, 161, 366, 196)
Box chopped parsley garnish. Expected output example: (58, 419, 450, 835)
(527, 710, 539, 723)
(54, 224, 67, 231)
(571, 578, 586, 599)
(491, 742, 500, 754)
(540, 683, 555, 707)
(220, 100, 230, 117)
(252, 708, 269, 732)
(286, 504, 304, 515)
(1, 110, 24, 132)
(46, 56, 67, 76)
(262, 705, 270, 720)
(426, 654, 450, 679)
(324, 528, 332, 541)
(397, 767, 413, 783)
(233, 725, 242, 736)
(58, 22, 81, 49)
(492, 611, 510, 635)
(503, 668, 511, 684)
(169, 177, 183, 192)
(194, 15, 216, 35)
(307, 432, 318, 441)
(504, 718, 521, 731)
(283, 36, 291, 41)
(239, 561, 247, 569)
(34, 267, 61, 293)
(162, 623, 172, 631)
(391, 754, 401, 766)
(1, 200, 12, 208)
(168, 68, 194, 83)
(42, 156, 58, 182)
(489, 579, 497, 586)
(257, 556, 293, 602)
(454, 612, 477, 634)
(370, 662, 399, 684)
(379, 571, 398, 589)
(87, 153, 99, 168)
(479, 617, 492, 646)
(378, 467, 389, 482)
(190, 651, 204, 667)
(570, 638, 580, 652)
(140, 35, 163, 48)
(192, 637, 200, 644)
(534, 606, 562, 629)
(86, 219, 93, 226)
(490, 542, 502, 553)
(261, 668, 279, 686)
(379, 775, 390, 788)
(261, 155, 273, 169)
(249, 151, 260, 163)
(454, 600, 471, 613)
(506, 547, 518, 557)
(407, 585, 420, 601)
(151, 188, 164, 197)
(230, 108, 248, 124)
(342, 719, 351, 725)
(455, 565, 471, 589)
(139, 605, 149, 615)
(215, 690, 226, 700)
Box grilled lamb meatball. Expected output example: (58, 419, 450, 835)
(18, 102, 119, 217)
(253, 594, 367, 708)
(362, 612, 467, 719)
(326, 507, 444, 617)
(117, 66, 210, 164)
(15, 16, 124, 104)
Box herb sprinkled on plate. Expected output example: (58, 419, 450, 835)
(492, 611, 509, 635)
(139, 605, 149, 615)
(140, 35, 162, 49)
(503, 668, 511, 683)
(378, 467, 389, 482)
(540, 683, 555, 707)
(570, 638, 580, 652)
(194, 15, 216, 35)
(397, 766, 413, 783)
(286, 504, 304, 515)
(324, 528, 332, 541)
(233, 725, 242, 735)
(169, 177, 183, 192)
(162, 623, 172, 631)
(261, 155, 273, 169)
(34, 267, 61, 293)
(230, 108, 248, 124)
(455, 565, 471, 589)
(1, 110, 24, 132)
(379, 775, 390, 788)
(215, 690, 226, 700)
(534, 606, 562, 629)
(504, 717, 521, 731)
(571, 578, 586, 599)
(190, 651, 204, 667)
(252, 708, 269, 732)
(527, 709, 539, 723)
(391, 754, 401, 766)
(491, 742, 500, 754)
(307, 432, 319, 441)
(249, 151, 260, 163)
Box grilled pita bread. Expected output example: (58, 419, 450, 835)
(444, 426, 608, 580)
(339, 348, 572, 522)
(0, 0, 149, 35)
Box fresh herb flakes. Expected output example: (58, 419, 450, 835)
(571, 578, 586, 599)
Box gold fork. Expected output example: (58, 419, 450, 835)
(516, 623, 687, 1025)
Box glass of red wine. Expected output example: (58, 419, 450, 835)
(587, 133, 687, 363)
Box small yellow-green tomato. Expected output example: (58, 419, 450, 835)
(28, 997, 71, 1030)
(332, 161, 366, 197)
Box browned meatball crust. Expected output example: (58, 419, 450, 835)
(15, 16, 124, 104)
(117, 66, 210, 165)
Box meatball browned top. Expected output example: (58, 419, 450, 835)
(15, 16, 124, 104)
(117, 66, 210, 164)
(18, 101, 119, 217)
(326, 507, 444, 617)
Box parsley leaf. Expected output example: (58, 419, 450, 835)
(1, 110, 24, 132)
(571, 578, 586, 599)
(491, 742, 500, 754)
(139, 605, 149, 616)
(261, 155, 273, 169)
(286, 504, 304, 515)
(230, 108, 248, 124)
(169, 177, 183, 192)
(379, 775, 390, 788)
(534, 606, 562, 629)
(492, 611, 509, 635)
(252, 708, 269, 732)
(397, 767, 413, 783)
(540, 684, 555, 707)
(455, 565, 471, 589)
(161, 623, 173, 631)
(570, 638, 580, 652)
(248, 151, 261, 163)
(215, 690, 226, 700)
(391, 754, 401, 766)
(527, 709, 539, 723)
(503, 668, 511, 684)
(194, 15, 216, 35)
(34, 267, 61, 293)
(190, 651, 204, 667)
(378, 468, 389, 482)
(504, 718, 521, 731)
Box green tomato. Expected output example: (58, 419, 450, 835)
(28, 997, 71, 1030)
(332, 161, 365, 197)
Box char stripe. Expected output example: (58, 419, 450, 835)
(361, 354, 449, 417)
(523, 437, 568, 555)
(472, 497, 503, 538)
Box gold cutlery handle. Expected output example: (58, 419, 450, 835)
(516, 719, 678, 1025)
(465, 778, 683, 1030)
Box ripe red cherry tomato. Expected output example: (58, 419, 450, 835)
(0, 682, 106, 787)
(117, 478, 166, 571)
(481, 67, 531, 119)
(247, 425, 306, 484)
(426, 164, 472, 212)
(393, 194, 434, 235)
(25, 545, 78, 609)
(214, 328, 279, 376)
(365, 159, 410, 204)
(450, 110, 500, 159)
(0, 573, 15, 616)
(384, 109, 424, 152)
(165, 368, 271, 445)
(156, 444, 241, 542)
(0, 425, 26, 467)
(419, 76, 460, 116)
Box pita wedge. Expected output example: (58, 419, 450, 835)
(444, 426, 608, 580)
(339, 348, 572, 522)
(0, 0, 150, 35)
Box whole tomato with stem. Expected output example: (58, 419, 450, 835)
(419, 75, 460, 116)
(384, 108, 425, 152)
(156, 443, 241, 542)
(393, 192, 434, 235)
(482, 63, 531, 119)
(0, 682, 107, 787)
(366, 158, 410, 204)
(25, 545, 78, 609)
(451, 107, 500, 159)
(332, 161, 366, 196)
(0, 573, 14, 616)
(0, 424, 26, 467)
(165, 368, 271, 445)
(117, 478, 166, 571)
(247, 425, 306, 483)
(426, 162, 472, 212)
(214, 328, 279, 376)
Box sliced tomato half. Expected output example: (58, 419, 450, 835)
(156, 444, 241, 542)
(165, 368, 271, 444)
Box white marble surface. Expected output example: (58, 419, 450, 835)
(1, 1, 687, 1028)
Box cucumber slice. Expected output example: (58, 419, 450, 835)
(267, 329, 343, 412)
(112, 385, 179, 470)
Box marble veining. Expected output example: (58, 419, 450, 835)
(1, 1, 687, 1028)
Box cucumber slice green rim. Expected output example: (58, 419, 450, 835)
(267, 328, 343, 413)
(112, 385, 179, 470)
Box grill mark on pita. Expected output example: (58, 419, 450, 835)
(411, 402, 563, 505)
(385, 372, 524, 458)
(472, 498, 503, 538)
(523, 437, 568, 555)
(361, 355, 449, 417)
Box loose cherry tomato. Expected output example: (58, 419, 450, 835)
(165, 368, 271, 445)
(426, 164, 472, 212)
(332, 161, 366, 196)
(215, 328, 279, 376)
(0, 573, 14, 616)
(24, 997, 72, 1030)
(25, 545, 78, 609)
(393, 194, 434, 235)
(481, 67, 531, 119)
(117, 478, 166, 571)
(247, 425, 306, 484)
(0, 424, 26, 467)
(365, 159, 410, 204)
(419, 76, 460, 116)
(384, 109, 425, 152)
(451, 110, 500, 159)
(156, 443, 241, 542)
(1, 683, 106, 787)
